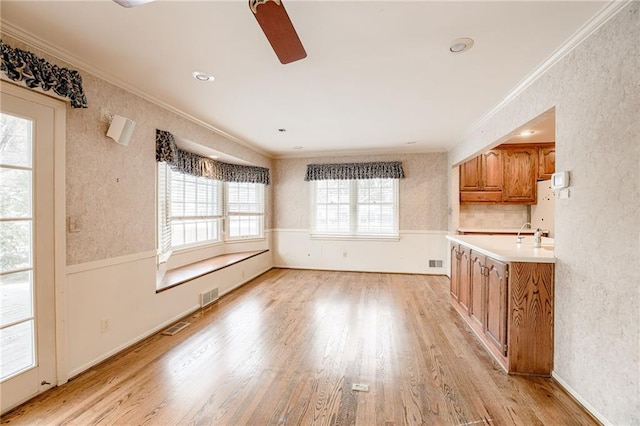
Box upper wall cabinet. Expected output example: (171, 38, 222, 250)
(459, 144, 554, 205)
(502, 147, 538, 204)
(538, 144, 556, 180)
(459, 150, 503, 203)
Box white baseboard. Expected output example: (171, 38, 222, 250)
(552, 372, 612, 426)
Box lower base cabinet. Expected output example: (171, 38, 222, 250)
(450, 243, 554, 376)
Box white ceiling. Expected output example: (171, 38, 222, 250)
(0, 0, 606, 158)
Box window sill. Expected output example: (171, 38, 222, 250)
(156, 249, 269, 293)
(224, 236, 266, 244)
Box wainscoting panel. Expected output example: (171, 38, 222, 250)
(272, 229, 449, 275)
(65, 249, 273, 378)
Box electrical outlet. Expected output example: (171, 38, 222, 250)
(100, 319, 111, 334)
(343, 251, 348, 258)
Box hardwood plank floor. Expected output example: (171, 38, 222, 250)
(1, 269, 598, 425)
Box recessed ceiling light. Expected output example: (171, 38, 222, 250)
(449, 37, 474, 54)
(519, 130, 535, 136)
(192, 71, 214, 82)
(293, 146, 303, 150)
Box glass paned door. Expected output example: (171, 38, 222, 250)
(0, 85, 59, 414)
(0, 113, 36, 382)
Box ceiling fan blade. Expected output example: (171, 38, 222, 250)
(113, 0, 155, 8)
(249, 0, 307, 64)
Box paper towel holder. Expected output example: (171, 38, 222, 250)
(106, 115, 136, 146)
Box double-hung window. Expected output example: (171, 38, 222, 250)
(158, 163, 266, 261)
(307, 161, 404, 238)
(225, 182, 265, 240)
(311, 178, 399, 238)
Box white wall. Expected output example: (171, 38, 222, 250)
(65, 248, 272, 377)
(448, 3, 640, 424)
(273, 230, 448, 275)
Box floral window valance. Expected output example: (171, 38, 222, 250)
(304, 161, 405, 181)
(156, 129, 270, 185)
(0, 39, 88, 108)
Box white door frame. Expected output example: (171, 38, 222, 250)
(1, 82, 68, 387)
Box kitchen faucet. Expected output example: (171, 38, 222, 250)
(516, 222, 532, 244)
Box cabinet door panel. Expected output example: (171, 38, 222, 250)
(458, 246, 471, 313)
(485, 258, 508, 356)
(503, 148, 537, 203)
(469, 252, 485, 328)
(538, 146, 556, 180)
(482, 150, 503, 191)
(460, 157, 482, 191)
(450, 243, 459, 299)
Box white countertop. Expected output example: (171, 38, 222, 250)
(446, 234, 555, 263)
(457, 227, 545, 234)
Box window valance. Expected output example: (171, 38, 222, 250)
(0, 39, 88, 108)
(304, 161, 405, 181)
(156, 129, 270, 185)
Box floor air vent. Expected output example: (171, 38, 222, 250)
(429, 260, 443, 268)
(200, 288, 219, 308)
(161, 321, 190, 336)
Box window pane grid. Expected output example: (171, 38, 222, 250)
(226, 182, 265, 239)
(159, 165, 266, 253)
(313, 180, 352, 234)
(312, 178, 398, 237)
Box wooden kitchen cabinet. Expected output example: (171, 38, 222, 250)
(448, 239, 554, 376)
(460, 144, 555, 205)
(538, 144, 556, 180)
(469, 251, 485, 329)
(459, 156, 482, 191)
(459, 149, 503, 203)
(450, 243, 459, 300)
(458, 246, 471, 314)
(502, 147, 537, 204)
(450, 243, 471, 311)
(484, 257, 508, 356)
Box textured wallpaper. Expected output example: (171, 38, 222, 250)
(448, 4, 640, 424)
(1, 35, 273, 266)
(273, 153, 448, 231)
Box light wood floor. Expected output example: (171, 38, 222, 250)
(2, 269, 598, 425)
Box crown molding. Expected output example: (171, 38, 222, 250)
(271, 145, 446, 160)
(467, 0, 631, 138)
(0, 20, 274, 159)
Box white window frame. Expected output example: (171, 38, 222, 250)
(224, 181, 265, 241)
(157, 164, 266, 263)
(168, 166, 223, 249)
(310, 178, 399, 239)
